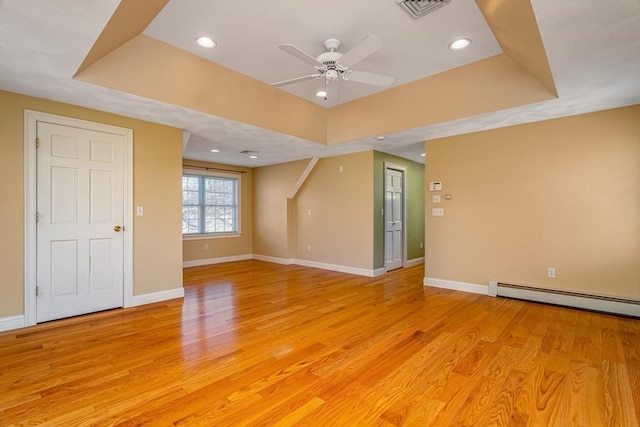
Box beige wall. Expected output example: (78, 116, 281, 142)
(182, 160, 253, 262)
(425, 105, 640, 299)
(0, 90, 183, 317)
(253, 159, 310, 259)
(296, 152, 374, 269)
(253, 152, 375, 270)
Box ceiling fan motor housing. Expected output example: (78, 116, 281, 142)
(317, 51, 344, 69)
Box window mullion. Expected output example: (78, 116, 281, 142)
(200, 176, 205, 234)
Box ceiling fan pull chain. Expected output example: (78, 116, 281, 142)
(324, 76, 328, 101)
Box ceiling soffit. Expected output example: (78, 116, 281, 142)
(75, 0, 169, 76)
(73, 0, 557, 146)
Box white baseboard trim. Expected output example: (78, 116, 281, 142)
(424, 277, 489, 295)
(373, 268, 386, 277)
(296, 259, 379, 277)
(0, 315, 25, 332)
(252, 254, 295, 265)
(1, 289, 185, 331)
(183, 254, 252, 268)
(129, 287, 185, 307)
(405, 257, 425, 268)
(182, 253, 388, 278)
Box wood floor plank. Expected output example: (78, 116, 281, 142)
(602, 360, 639, 427)
(0, 260, 637, 425)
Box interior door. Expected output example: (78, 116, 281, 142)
(36, 121, 125, 322)
(385, 168, 404, 271)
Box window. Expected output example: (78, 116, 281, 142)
(182, 172, 239, 235)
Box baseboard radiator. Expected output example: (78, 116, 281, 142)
(488, 281, 639, 318)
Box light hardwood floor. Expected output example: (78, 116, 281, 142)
(1, 261, 638, 426)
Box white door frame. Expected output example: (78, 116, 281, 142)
(384, 162, 408, 271)
(24, 110, 133, 327)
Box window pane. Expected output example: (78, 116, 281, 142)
(204, 206, 236, 233)
(182, 176, 200, 206)
(182, 206, 200, 234)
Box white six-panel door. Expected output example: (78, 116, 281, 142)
(385, 168, 404, 271)
(36, 121, 125, 322)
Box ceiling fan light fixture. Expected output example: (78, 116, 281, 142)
(316, 90, 327, 98)
(195, 36, 216, 49)
(240, 150, 258, 159)
(449, 38, 471, 50)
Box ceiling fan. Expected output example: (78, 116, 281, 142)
(272, 35, 394, 100)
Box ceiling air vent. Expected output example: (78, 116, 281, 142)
(396, 0, 451, 19)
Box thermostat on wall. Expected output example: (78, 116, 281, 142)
(428, 181, 442, 191)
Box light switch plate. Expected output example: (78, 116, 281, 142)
(432, 208, 444, 216)
(136, 206, 144, 216)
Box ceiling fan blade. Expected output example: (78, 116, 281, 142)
(272, 74, 322, 87)
(336, 35, 383, 69)
(344, 70, 394, 87)
(278, 44, 324, 68)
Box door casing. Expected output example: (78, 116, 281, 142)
(383, 162, 408, 272)
(24, 110, 133, 327)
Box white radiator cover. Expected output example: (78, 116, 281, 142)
(488, 281, 639, 317)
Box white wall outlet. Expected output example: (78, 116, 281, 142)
(307, 244, 312, 252)
(307, 209, 312, 216)
(204, 243, 209, 250)
(432, 195, 441, 203)
(420, 242, 423, 249)
(432, 208, 444, 216)
(547, 267, 556, 278)
(136, 206, 144, 216)
(339, 165, 343, 173)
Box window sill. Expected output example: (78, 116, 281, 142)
(183, 233, 242, 241)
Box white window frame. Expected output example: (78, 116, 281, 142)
(182, 169, 242, 240)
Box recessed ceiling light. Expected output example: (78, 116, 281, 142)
(449, 38, 471, 50)
(249, 154, 258, 159)
(316, 90, 327, 98)
(376, 136, 386, 141)
(421, 153, 426, 157)
(195, 36, 216, 49)
(210, 149, 220, 153)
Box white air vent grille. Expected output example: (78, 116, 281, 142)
(396, 0, 451, 19)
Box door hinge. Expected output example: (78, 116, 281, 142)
(36, 212, 40, 222)
(36, 137, 40, 149)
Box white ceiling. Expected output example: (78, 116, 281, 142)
(0, 0, 639, 168)
(144, 0, 502, 108)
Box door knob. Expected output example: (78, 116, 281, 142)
(114, 225, 123, 232)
